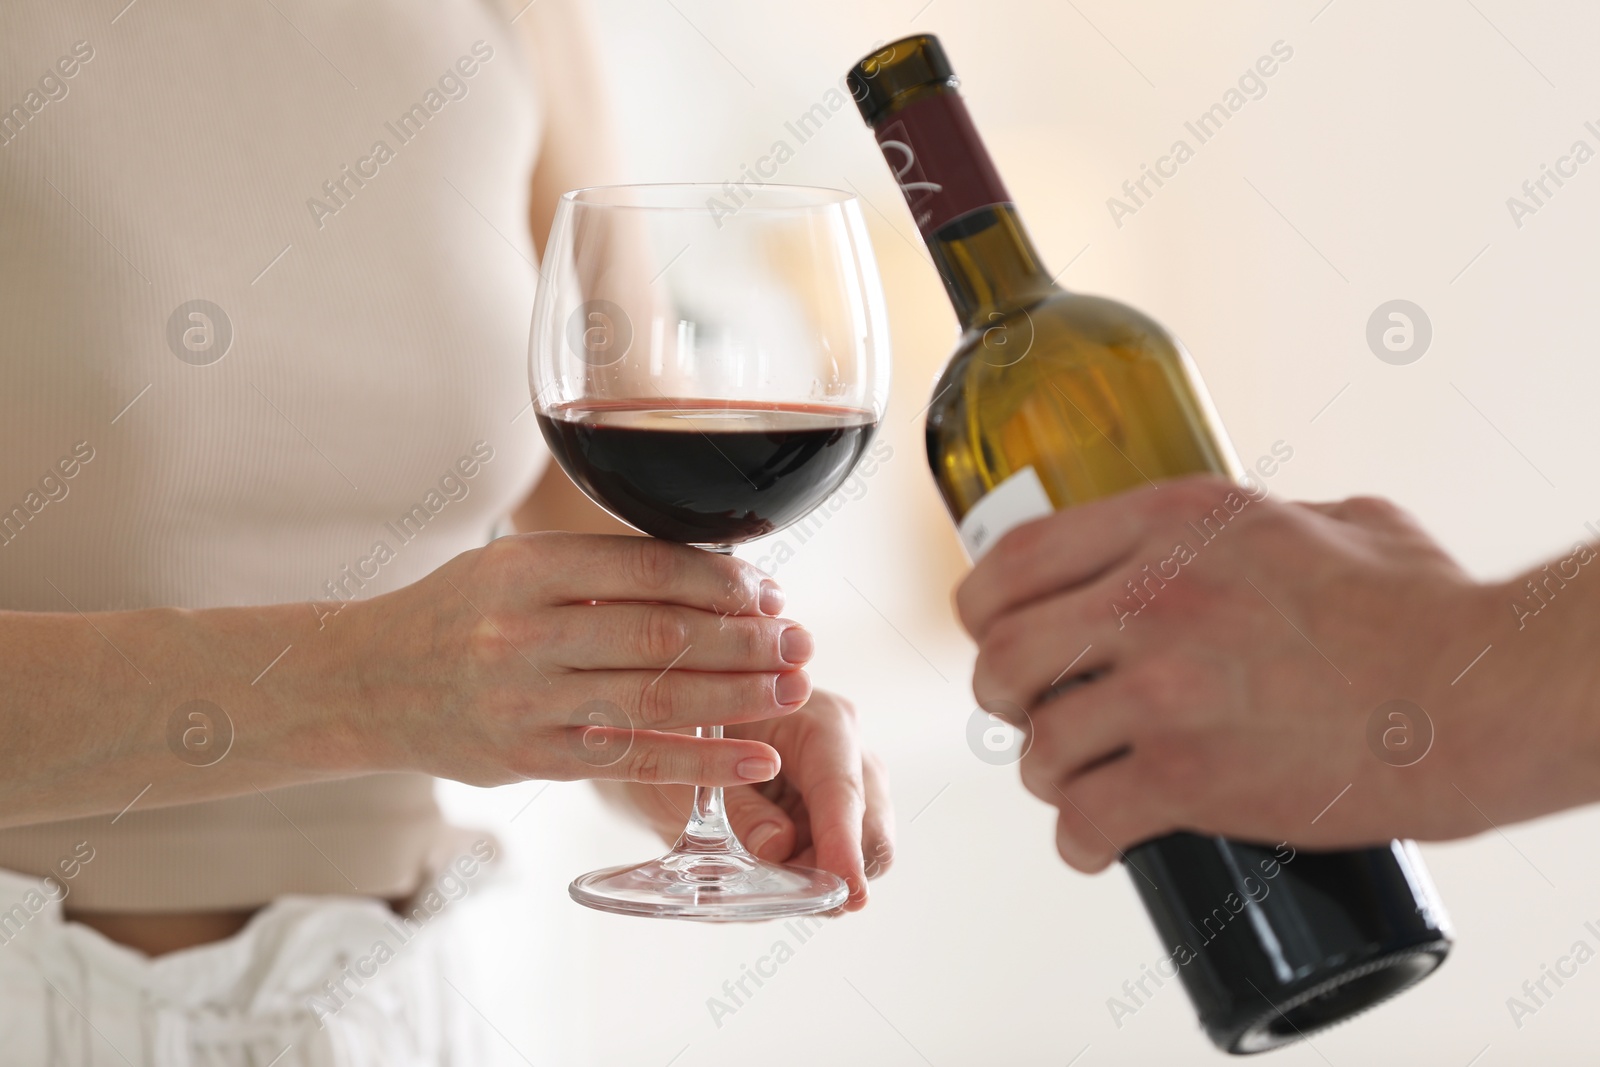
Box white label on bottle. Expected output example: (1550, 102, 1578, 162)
(958, 466, 1054, 561)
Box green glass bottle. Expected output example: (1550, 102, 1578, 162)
(849, 34, 1453, 1054)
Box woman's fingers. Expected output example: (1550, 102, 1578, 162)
(545, 603, 813, 672)
(722, 784, 798, 861)
(780, 695, 872, 909)
(860, 750, 895, 881)
(574, 730, 782, 787)
(515, 533, 779, 616)
(555, 668, 812, 731)
(386, 531, 814, 788)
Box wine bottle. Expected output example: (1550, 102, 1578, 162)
(848, 35, 1453, 1055)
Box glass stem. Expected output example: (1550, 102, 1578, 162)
(678, 543, 743, 855)
(681, 730, 738, 852)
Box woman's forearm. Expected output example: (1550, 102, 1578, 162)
(2, 462, 635, 830)
(0, 602, 368, 830)
(1, 529, 810, 828)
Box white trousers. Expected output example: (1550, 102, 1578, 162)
(0, 866, 488, 1066)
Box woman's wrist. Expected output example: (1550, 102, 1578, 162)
(289, 594, 409, 777)
(159, 598, 393, 780)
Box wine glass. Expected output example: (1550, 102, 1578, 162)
(528, 183, 891, 920)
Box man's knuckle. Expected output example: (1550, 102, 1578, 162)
(1243, 496, 1296, 534)
(1341, 495, 1402, 524)
(979, 615, 1025, 680)
(1154, 476, 1221, 523)
(1183, 472, 1236, 502)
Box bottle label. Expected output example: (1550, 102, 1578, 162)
(958, 466, 1054, 561)
(874, 92, 1012, 237)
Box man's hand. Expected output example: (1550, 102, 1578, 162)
(956, 474, 1600, 872)
(608, 689, 894, 911)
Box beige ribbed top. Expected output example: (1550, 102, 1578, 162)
(0, 0, 547, 909)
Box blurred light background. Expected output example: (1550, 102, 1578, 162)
(441, 1, 1600, 1064)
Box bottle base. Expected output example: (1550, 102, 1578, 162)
(1212, 939, 1451, 1055)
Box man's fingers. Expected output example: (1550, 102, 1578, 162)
(1016, 677, 1136, 804)
(1051, 754, 1172, 873)
(972, 592, 1119, 713)
(956, 475, 1246, 640)
(516, 533, 779, 616)
(957, 482, 1164, 640)
(577, 731, 782, 787)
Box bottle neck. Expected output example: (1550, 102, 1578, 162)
(864, 85, 1057, 331)
(928, 205, 1057, 331)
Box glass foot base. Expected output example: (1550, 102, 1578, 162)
(569, 845, 848, 922)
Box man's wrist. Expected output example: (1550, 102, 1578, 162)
(1470, 568, 1600, 817)
(1536, 566, 1600, 809)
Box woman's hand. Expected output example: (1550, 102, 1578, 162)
(610, 690, 895, 911)
(956, 475, 1600, 872)
(334, 533, 816, 788)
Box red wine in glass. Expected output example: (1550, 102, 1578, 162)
(539, 400, 879, 545)
(531, 182, 890, 921)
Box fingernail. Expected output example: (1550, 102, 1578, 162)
(779, 626, 814, 664)
(747, 822, 782, 855)
(775, 670, 811, 707)
(736, 757, 779, 782)
(759, 580, 785, 615)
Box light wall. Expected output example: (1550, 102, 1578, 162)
(440, 2, 1600, 1064)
